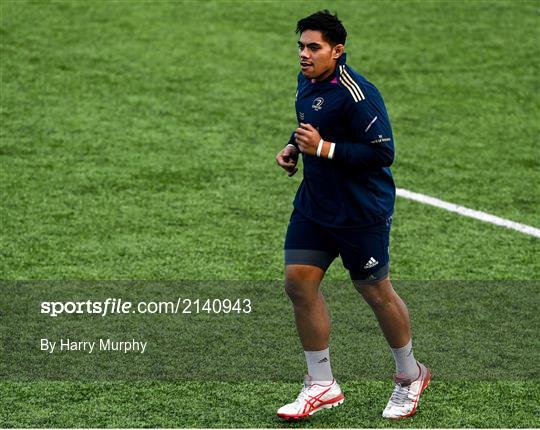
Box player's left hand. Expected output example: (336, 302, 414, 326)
(295, 123, 321, 156)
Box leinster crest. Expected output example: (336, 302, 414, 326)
(311, 97, 324, 111)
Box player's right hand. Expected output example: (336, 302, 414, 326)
(276, 144, 299, 176)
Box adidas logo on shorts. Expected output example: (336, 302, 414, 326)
(363, 257, 379, 269)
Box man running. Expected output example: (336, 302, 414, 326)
(275, 10, 430, 420)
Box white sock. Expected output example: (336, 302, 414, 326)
(390, 339, 419, 380)
(304, 348, 334, 385)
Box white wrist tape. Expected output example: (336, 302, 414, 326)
(328, 142, 336, 159)
(316, 139, 324, 157)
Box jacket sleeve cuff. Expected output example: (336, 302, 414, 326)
(285, 131, 296, 147)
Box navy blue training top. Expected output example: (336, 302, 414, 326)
(287, 53, 396, 228)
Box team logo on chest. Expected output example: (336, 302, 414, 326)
(311, 97, 324, 111)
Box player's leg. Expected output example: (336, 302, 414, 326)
(354, 277, 422, 382)
(285, 264, 329, 351)
(353, 277, 411, 350)
(341, 216, 417, 373)
(277, 211, 344, 420)
(354, 277, 430, 419)
(283, 210, 337, 357)
(338, 217, 430, 419)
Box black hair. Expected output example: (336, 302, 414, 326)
(296, 10, 347, 46)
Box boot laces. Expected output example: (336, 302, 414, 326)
(294, 382, 316, 404)
(388, 381, 412, 406)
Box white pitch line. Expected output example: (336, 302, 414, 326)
(397, 188, 540, 238)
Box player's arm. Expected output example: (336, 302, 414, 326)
(277, 75, 302, 176)
(331, 99, 394, 169)
(294, 101, 394, 169)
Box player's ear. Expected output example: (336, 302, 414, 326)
(333, 44, 344, 59)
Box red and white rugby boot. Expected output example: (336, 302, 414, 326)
(277, 376, 344, 420)
(382, 361, 431, 419)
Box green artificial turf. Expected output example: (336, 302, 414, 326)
(1, 381, 539, 428)
(1, 0, 539, 427)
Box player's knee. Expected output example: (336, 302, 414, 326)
(355, 279, 393, 309)
(284, 278, 312, 303)
(284, 269, 320, 303)
(362, 290, 392, 310)
(284, 281, 301, 303)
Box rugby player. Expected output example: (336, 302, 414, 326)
(275, 10, 430, 420)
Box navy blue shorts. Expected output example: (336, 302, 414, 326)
(284, 209, 392, 283)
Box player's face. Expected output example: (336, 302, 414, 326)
(298, 30, 343, 82)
